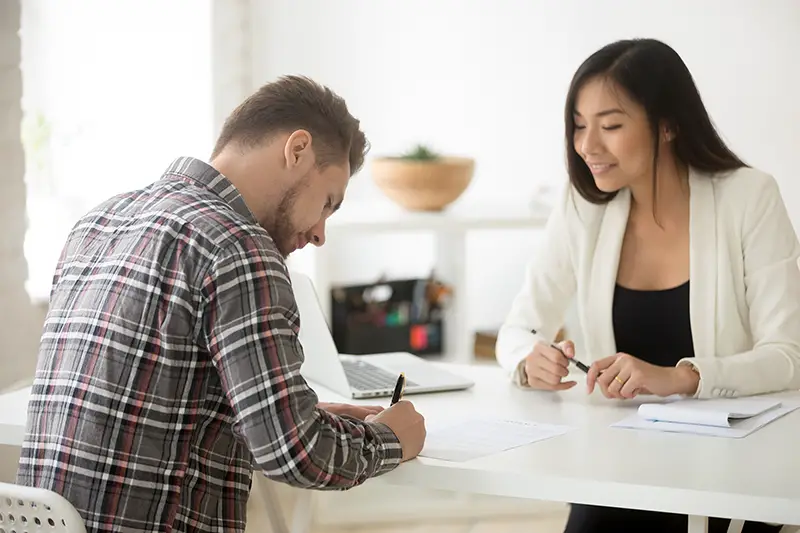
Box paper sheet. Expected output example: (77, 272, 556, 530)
(612, 402, 799, 438)
(419, 418, 574, 462)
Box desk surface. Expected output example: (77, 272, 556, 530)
(314, 364, 800, 527)
(2, 364, 799, 526)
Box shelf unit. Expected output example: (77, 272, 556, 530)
(288, 203, 551, 364)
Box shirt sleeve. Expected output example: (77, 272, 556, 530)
(200, 242, 403, 490)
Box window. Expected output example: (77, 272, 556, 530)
(20, 0, 213, 301)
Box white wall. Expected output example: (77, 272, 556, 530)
(212, 0, 254, 136)
(0, 1, 251, 481)
(0, 0, 43, 393)
(250, 0, 800, 336)
(0, 0, 43, 483)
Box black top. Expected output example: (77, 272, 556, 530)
(611, 281, 695, 366)
(569, 281, 780, 531)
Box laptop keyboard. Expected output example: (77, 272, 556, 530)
(341, 359, 418, 391)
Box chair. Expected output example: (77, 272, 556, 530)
(0, 482, 86, 533)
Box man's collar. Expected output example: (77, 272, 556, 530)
(162, 156, 258, 225)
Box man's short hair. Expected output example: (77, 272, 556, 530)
(212, 75, 369, 175)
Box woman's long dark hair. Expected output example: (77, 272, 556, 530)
(565, 38, 747, 205)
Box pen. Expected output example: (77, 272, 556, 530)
(531, 329, 591, 374)
(390, 372, 406, 405)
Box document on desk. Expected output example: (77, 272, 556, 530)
(419, 417, 574, 462)
(612, 397, 800, 438)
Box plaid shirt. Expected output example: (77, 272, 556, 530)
(17, 157, 403, 533)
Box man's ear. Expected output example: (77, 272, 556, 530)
(284, 129, 313, 169)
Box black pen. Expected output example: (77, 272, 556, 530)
(531, 329, 591, 374)
(390, 372, 406, 405)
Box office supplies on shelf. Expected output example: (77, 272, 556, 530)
(419, 417, 574, 462)
(331, 276, 448, 356)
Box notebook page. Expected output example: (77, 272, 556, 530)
(638, 404, 732, 427)
(613, 402, 799, 438)
(637, 398, 782, 428)
(419, 418, 575, 462)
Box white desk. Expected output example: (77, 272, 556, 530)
(3, 364, 800, 533)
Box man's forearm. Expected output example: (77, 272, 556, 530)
(251, 405, 403, 490)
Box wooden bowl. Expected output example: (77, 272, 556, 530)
(371, 156, 474, 211)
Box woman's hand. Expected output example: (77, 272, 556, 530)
(522, 340, 578, 391)
(587, 353, 700, 399)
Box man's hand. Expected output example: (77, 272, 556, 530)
(365, 400, 426, 462)
(587, 353, 699, 399)
(318, 402, 384, 421)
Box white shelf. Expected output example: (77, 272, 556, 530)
(292, 203, 552, 364)
(327, 203, 552, 233)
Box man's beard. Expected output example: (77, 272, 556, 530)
(270, 183, 301, 258)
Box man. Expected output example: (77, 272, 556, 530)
(17, 75, 426, 533)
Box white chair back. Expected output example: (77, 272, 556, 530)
(0, 482, 86, 533)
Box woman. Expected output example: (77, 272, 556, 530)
(496, 38, 800, 533)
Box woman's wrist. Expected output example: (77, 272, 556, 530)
(673, 364, 700, 396)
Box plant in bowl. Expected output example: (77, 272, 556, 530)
(371, 144, 474, 211)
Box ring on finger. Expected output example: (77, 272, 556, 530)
(614, 375, 626, 385)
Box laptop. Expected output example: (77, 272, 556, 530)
(289, 271, 475, 399)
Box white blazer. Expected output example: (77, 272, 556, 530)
(496, 166, 800, 399)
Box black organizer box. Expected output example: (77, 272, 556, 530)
(330, 278, 444, 357)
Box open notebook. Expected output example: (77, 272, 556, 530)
(638, 397, 781, 427)
(612, 397, 799, 438)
